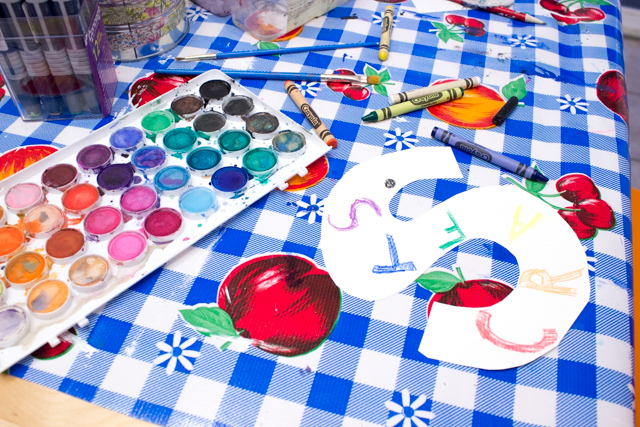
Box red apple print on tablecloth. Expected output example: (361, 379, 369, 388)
(31, 328, 77, 360)
(597, 70, 628, 125)
(507, 172, 615, 240)
(431, 15, 486, 43)
(417, 267, 514, 317)
(540, 0, 609, 25)
(180, 254, 341, 356)
(129, 73, 193, 108)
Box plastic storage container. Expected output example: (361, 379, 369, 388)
(0, 0, 117, 120)
(231, 0, 349, 41)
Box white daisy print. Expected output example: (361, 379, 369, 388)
(186, 4, 211, 21)
(384, 128, 419, 151)
(510, 35, 537, 49)
(372, 11, 398, 26)
(153, 331, 200, 376)
(296, 81, 320, 97)
(557, 94, 588, 114)
(385, 389, 435, 427)
(295, 194, 324, 224)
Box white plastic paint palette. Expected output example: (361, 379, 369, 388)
(0, 69, 331, 371)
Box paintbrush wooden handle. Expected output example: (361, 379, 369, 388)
(284, 80, 337, 149)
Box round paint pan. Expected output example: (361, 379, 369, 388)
(119, 185, 160, 220)
(24, 204, 65, 239)
(5, 251, 49, 289)
(186, 147, 222, 176)
(179, 186, 218, 219)
(162, 127, 198, 154)
(41, 164, 78, 192)
(271, 130, 307, 159)
(242, 147, 278, 179)
(199, 79, 231, 103)
(143, 207, 183, 244)
(211, 166, 249, 198)
(5, 183, 44, 214)
(62, 183, 101, 215)
(108, 231, 148, 266)
(97, 163, 136, 195)
(154, 166, 191, 196)
(46, 228, 86, 264)
(245, 112, 280, 140)
(131, 146, 167, 175)
(84, 206, 124, 241)
(0, 305, 30, 348)
(69, 255, 111, 293)
(0, 226, 26, 262)
(222, 95, 254, 119)
(119, 185, 160, 219)
(217, 129, 251, 157)
(109, 127, 145, 154)
(76, 144, 113, 173)
(171, 94, 204, 119)
(27, 279, 73, 320)
(141, 110, 175, 137)
(193, 111, 227, 138)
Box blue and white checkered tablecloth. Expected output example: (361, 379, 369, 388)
(2, 0, 634, 425)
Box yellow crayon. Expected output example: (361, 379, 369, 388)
(379, 6, 393, 61)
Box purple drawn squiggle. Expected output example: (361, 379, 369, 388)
(327, 198, 382, 231)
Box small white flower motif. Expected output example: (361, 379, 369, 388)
(557, 94, 589, 115)
(295, 194, 324, 224)
(296, 81, 320, 97)
(153, 331, 200, 376)
(510, 34, 538, 49)
(385, 389, 435, 427)
(371, 11, 399, 26)
(186, 4, 211, 21)
(384, 128, 419, 151)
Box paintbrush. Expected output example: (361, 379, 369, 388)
(154, 69, 382, 85)
(176, 41, 379, 61)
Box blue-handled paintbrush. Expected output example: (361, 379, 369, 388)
(176, 41, 379, 61)
(154, 69, 381, 85)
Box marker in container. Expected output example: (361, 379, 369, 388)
(363, 88, 464, 122)
(389, 77, 480, 105)
(431, 127, 548, 182)
(379, 5, 393, 61)
(0, 48, 42, 117)
(284, 80, 337, 149)
(492, 96, 519, 126)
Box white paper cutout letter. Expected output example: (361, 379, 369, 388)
(321, 148, 589, 369)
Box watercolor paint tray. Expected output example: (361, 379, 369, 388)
(0, 69, 332, 372)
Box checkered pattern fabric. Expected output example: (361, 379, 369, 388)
(3, 0, 634, 425)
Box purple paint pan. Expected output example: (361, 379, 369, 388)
(97, 163, 136, 195)
(0, 305, 30, 348)
(76, 144, 113, 173)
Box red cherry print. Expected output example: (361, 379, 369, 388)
(326, 69, 356, 93)
(556, 174, 600, 204)
(576, 199, 615, 230)
(559, 210, 597, 239)
(464, 18, 484, 29)
(218, 255, 341, 356)
(427, 279, 513, 317)
(464, 27, 486, 37)
(597, 70, 628, 124)
(573, 7, 606, 20)
(445, 15, 466, 26)
(129, 74, 192, 108)
(343, 85, 370, 101)
(551, 13, 582, 24)
(539, 0, 570, 15)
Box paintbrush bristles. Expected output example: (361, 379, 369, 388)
(367, 76, 381, 85)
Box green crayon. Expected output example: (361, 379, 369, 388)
(361, 87, 464, 122)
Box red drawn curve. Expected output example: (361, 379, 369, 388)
(476, 310, 557, 353)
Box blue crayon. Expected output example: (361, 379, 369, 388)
(431, 127, 548, 183)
